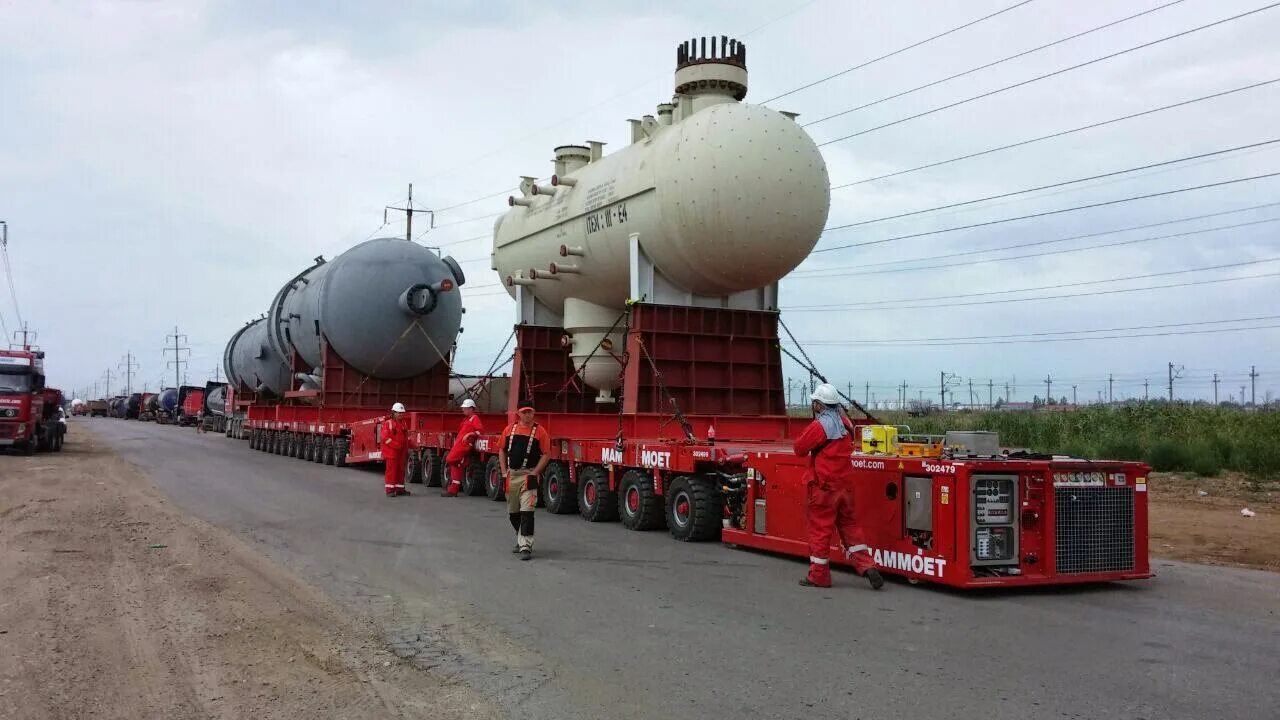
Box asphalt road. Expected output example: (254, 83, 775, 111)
(87, 418, 1279, 720)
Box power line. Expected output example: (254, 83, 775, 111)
(834, 77, 1280, 188)
(814, 171, 1280, 252)
(788, 256, 1280, 309)
(791, 203, 1280, 277)
(759, 0, 1037, 105)
(799, 322, 1280, 347)
(793, 217, 1280, 280)
(814, 3, 1280, 148)
(432, 211, 503, 230)
(419, 0, 818, 188)
(797, 314, 1280, 345)
(435, 187, 517, 213)
(784, 269, 1280, 312)
(803, 0, 1185, 128)
(835, 139, 1280, 229)
(0, 221, 23, 331)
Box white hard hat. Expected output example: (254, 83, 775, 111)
(460, 398, 477, 408)
(391, 402, 406, 413)
(810, 383, 841, 406)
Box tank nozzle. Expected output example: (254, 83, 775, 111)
(548, 262, 580, 275)
(509, 196, 534, 207)
(551, 175, 577, 187)
(532, 184, 557, 197)
(506, 275, 535, 287)
(559, 245, 585, 257)
(399, 284, 440, 315)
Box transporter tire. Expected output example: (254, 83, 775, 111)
(666, 474, 722, 542)
(312, 437, 327, 463)
(286, 434, 298, 458)
(249, 430, 258, 450)
(422, 449, 442, 487)
(461, 459, 486, 496)
(271, 432, 282, 455)
(322, 438, 335, 465)
(577, 465, 618, 523)
(54, 433, 64, 452)
(541, 462, 576, 514)
(335, 439, 349, 468)
(302, 436, 315, 462)
(484, 456, 505, 501)
(292, 434, 303, 458)
(619, 469, 664, 531)
(406, 450, 423, 484)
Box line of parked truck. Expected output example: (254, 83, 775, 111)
(79, 381, 230, 432)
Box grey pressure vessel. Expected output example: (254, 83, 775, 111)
(204, 384, 227, 416)
(266, 238, 466, 380)
(223, 317, 292, 396)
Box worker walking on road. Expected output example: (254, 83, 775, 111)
(382, 402, 410, 497)
(443, 398, 484, 497)
(795, 384, 884, 590)
(498, 405, 550, 560)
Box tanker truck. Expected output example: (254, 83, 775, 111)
(201, 381, 228, 433)
(155, 387, 179, 424)
(176, 385, 204, 426)
(227, 238, 466, 465)
(234, 36, 1152, 590)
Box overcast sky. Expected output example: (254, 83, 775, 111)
(2, 0, 1277, 406)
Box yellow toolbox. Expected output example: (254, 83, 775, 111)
(859, 425, 899, 454)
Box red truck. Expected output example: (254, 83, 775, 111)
(176, 385, 205, 426)
(0, 347, 66, 455)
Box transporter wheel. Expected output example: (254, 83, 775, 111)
(302, 436, 314, 462)
(313, 437, 327, 463)
(335, 439, 349, 468)
(321, 438, 335, 465)
(461, 459, 486, 496)
(406, 451, 424, 484)
(577, 465, 618, 522)
(269, 432, 280, 454)
(484, 457, 505, 501)
(541, 462, 575, 514)
(422, 449, 443, 487)
(248, 430, 257, 450)
(619, 469, 664, 531)
(54, 433, 64, 452)
(665, 474, 722, 542)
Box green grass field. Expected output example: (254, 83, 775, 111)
(861, 405, 1280, 480)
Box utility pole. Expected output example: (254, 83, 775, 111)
(1212, 373, 1220, 404)
(939, 372, 958, 408)
(863, 381, 869, 406)
(1044, 374, 1052, 404)
(119, 352, 139, 396)
(1108, 373, 1114, 404)
(1144, 379, 1149, 401)
(211, 365, 222, 383)
(1167, 362, 1183, 402)
(1250, 365, 1259, 406)
(987, 379, 993, 408)
(12, 322, 36, 349)
(164, 326, 190, 390)
(102, 368, 114, 398)
(1004, 381, 1009, 405)
(385, 183, 434, 242)
(967, 378, 974, 409)
(1072, 384, 1078, 406)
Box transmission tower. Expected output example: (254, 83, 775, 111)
(164, 326, 190, 390)
(119, 352, 139, 396)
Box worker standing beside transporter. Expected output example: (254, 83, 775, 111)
(498, 406, 550, 560)
(443, 398, 484, 497)
(796, 384, 884, 590)
(382, 402, 410, 497)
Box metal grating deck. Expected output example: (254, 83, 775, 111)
(1054, 486, 1135, 574)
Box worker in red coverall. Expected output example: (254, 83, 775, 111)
(382, 402, 410, 497)
(443, 398, 484, 497)
(795, 384, 884, 590)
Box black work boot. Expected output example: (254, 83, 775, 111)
(865, 568, 885, 590)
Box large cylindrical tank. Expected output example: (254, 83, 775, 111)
(158, 388, 178, 414)
(127, 394, 141, 419)
(492, 101, 828, 310)
(223, 317, 292, 396)
(449, 375, 511, 414)
(491, 36, 829, 400)
(266, 238, 466, 380)
(204, 384, 227, 416)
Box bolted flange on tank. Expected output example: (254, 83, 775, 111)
(267, 237, 466, 382)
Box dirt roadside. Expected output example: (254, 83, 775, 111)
(0, 432, 501, 720)
(1148, 471, 1280, 572)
